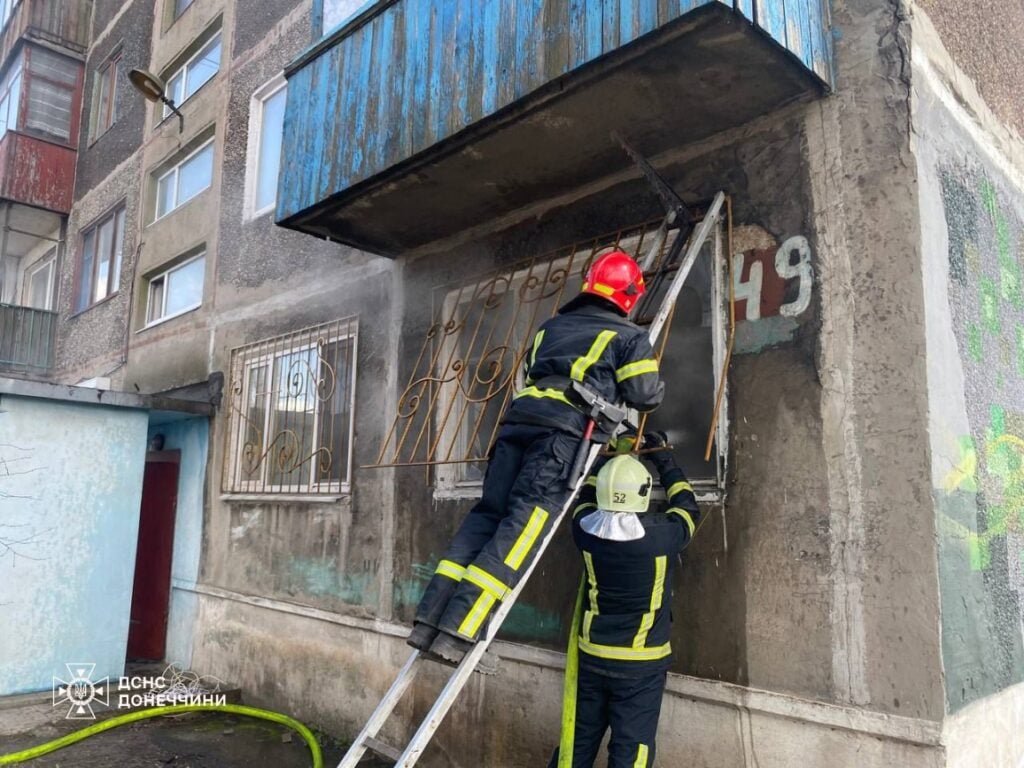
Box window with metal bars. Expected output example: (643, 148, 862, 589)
(375, 214, 730, 501)
(222, 317, 358, 496)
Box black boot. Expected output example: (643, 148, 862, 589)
(430, 631, 474, 664)
(407, 622, 440, 651)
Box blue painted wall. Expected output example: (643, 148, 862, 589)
(152, 417, 209, 672)
(0, 396, 149, 696)
(279, 0, 832, 225)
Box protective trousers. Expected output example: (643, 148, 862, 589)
(548, 665, 666, 768)
(414, 423, 579, 641)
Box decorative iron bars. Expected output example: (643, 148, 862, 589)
(0, 303, 56, 372)
(371, 218, 712, 484)
(222, 317, 358, 495)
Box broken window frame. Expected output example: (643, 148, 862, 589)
(222, 317, 359, 497)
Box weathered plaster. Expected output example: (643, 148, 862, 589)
(0, 395, 148, 695)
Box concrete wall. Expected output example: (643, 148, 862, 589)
(0, 394, 148, 695)
(912, 6, 1024, 759)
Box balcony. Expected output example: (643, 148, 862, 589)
(277, 0, 832, 255)
(0, 0, 90, 69)
(0, 303, 55, 373)
(0, 130, 76, 213)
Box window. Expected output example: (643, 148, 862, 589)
(92, 53, 120, 138)
(25, 251, 55, 311)
(0, 59, 21, 140)
(374, 217, 730, 500)
(1, 0, 16, 31)
(320, 0, 363, 37)
(24, 47, 79, 143)
(76, 205, 126, 312)
(247, 75, 286, 217)
(223, 317, 358, 495)
(162, 31, 221, 119)
(145, 251, 205, 326)
(173, 0, 193, 20)
(155, 138, 214, 219)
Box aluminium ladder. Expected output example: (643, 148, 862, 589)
(339, 190, 727, 768)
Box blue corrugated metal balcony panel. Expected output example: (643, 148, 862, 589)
(278, 0, 833, 255)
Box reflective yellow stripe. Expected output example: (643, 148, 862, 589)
(615, 359, 659, 382)
(458, 591, 496, 638)
(668, 508, 696, 538)
(514, 386, 571, 405)
(558, 578, 585, 768)
(464, 565, 510, 600)
(577, 638, 672, 661)
(634, 744, 649, 768)
(633, 556, 667, 648)
(435, 559, 466, 582)
(667, 480, 693, 498)
(588, 281, 616, 297)
(582, 551, 599, 642)
(570, 330, 618, 382)
(505, 506, 549, 570)
(529, 329, 545, 369)
(573, 502, 597, 518)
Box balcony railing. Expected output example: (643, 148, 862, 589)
(0, 303, 56, 372)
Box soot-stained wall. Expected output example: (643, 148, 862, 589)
(390, 104, 830, 700)
(916, 71, 1024, 713)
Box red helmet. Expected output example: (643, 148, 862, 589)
(581, 251, 646, 313)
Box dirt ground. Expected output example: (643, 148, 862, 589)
(0, 708, 391, 767)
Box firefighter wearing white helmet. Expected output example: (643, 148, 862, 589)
(550, 433, 702, 768)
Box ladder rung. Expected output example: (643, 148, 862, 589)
(364, 736, 403, 762)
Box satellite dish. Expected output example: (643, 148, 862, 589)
(128, 69, 167, 102)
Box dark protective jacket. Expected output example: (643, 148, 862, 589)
(571, 463, 701, 677)
(504, 298, 665, 436)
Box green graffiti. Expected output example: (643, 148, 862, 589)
(967, 323, 983, 361)
(981, 277, 1001, 334)
(945, 408, 1024, 570)
(286, 557, 374, 604)
(1017, 326, 1024, 376)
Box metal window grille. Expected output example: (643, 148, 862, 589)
(222, 316, 358, 495)
(371, 214, 727, 496)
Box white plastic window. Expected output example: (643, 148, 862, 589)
(146, 252, 205, 326)
(162, 32, 221, 118)
(155, 138, 214, 219)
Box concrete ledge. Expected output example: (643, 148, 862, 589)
(183, 582, 943, 749)
(0, 376, 214, 416)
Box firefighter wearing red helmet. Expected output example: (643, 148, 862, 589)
(409, 250, 665, 662)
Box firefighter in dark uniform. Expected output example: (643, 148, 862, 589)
(409, 251, 666, 662)
(549, 437, 702, 768)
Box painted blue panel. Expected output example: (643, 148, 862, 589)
(280, 0, 832, 222)
(783, 0, 814, 70)
(0, 397, 148, 695)
(756, 0, 788, 46)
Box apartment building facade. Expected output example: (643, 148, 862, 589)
(1, 0, 1022, 765)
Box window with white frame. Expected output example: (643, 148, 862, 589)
(417, 219, 728, 498)
(76, 204, 126, 312)
(155, 138, 214, 219)
(223, 317, 358, 495)
(25, 250, 55, 311)
(145, 251, 205, 326)
(0, 58, 21, 140)
(162, 30, 221, 119)
(246, 75, 286, 218)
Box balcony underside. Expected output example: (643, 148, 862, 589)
(278, 5, 825, 256)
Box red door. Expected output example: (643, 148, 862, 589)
(127, 454, 180, 661)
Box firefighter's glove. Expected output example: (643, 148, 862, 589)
(642, 431, 677, 474)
